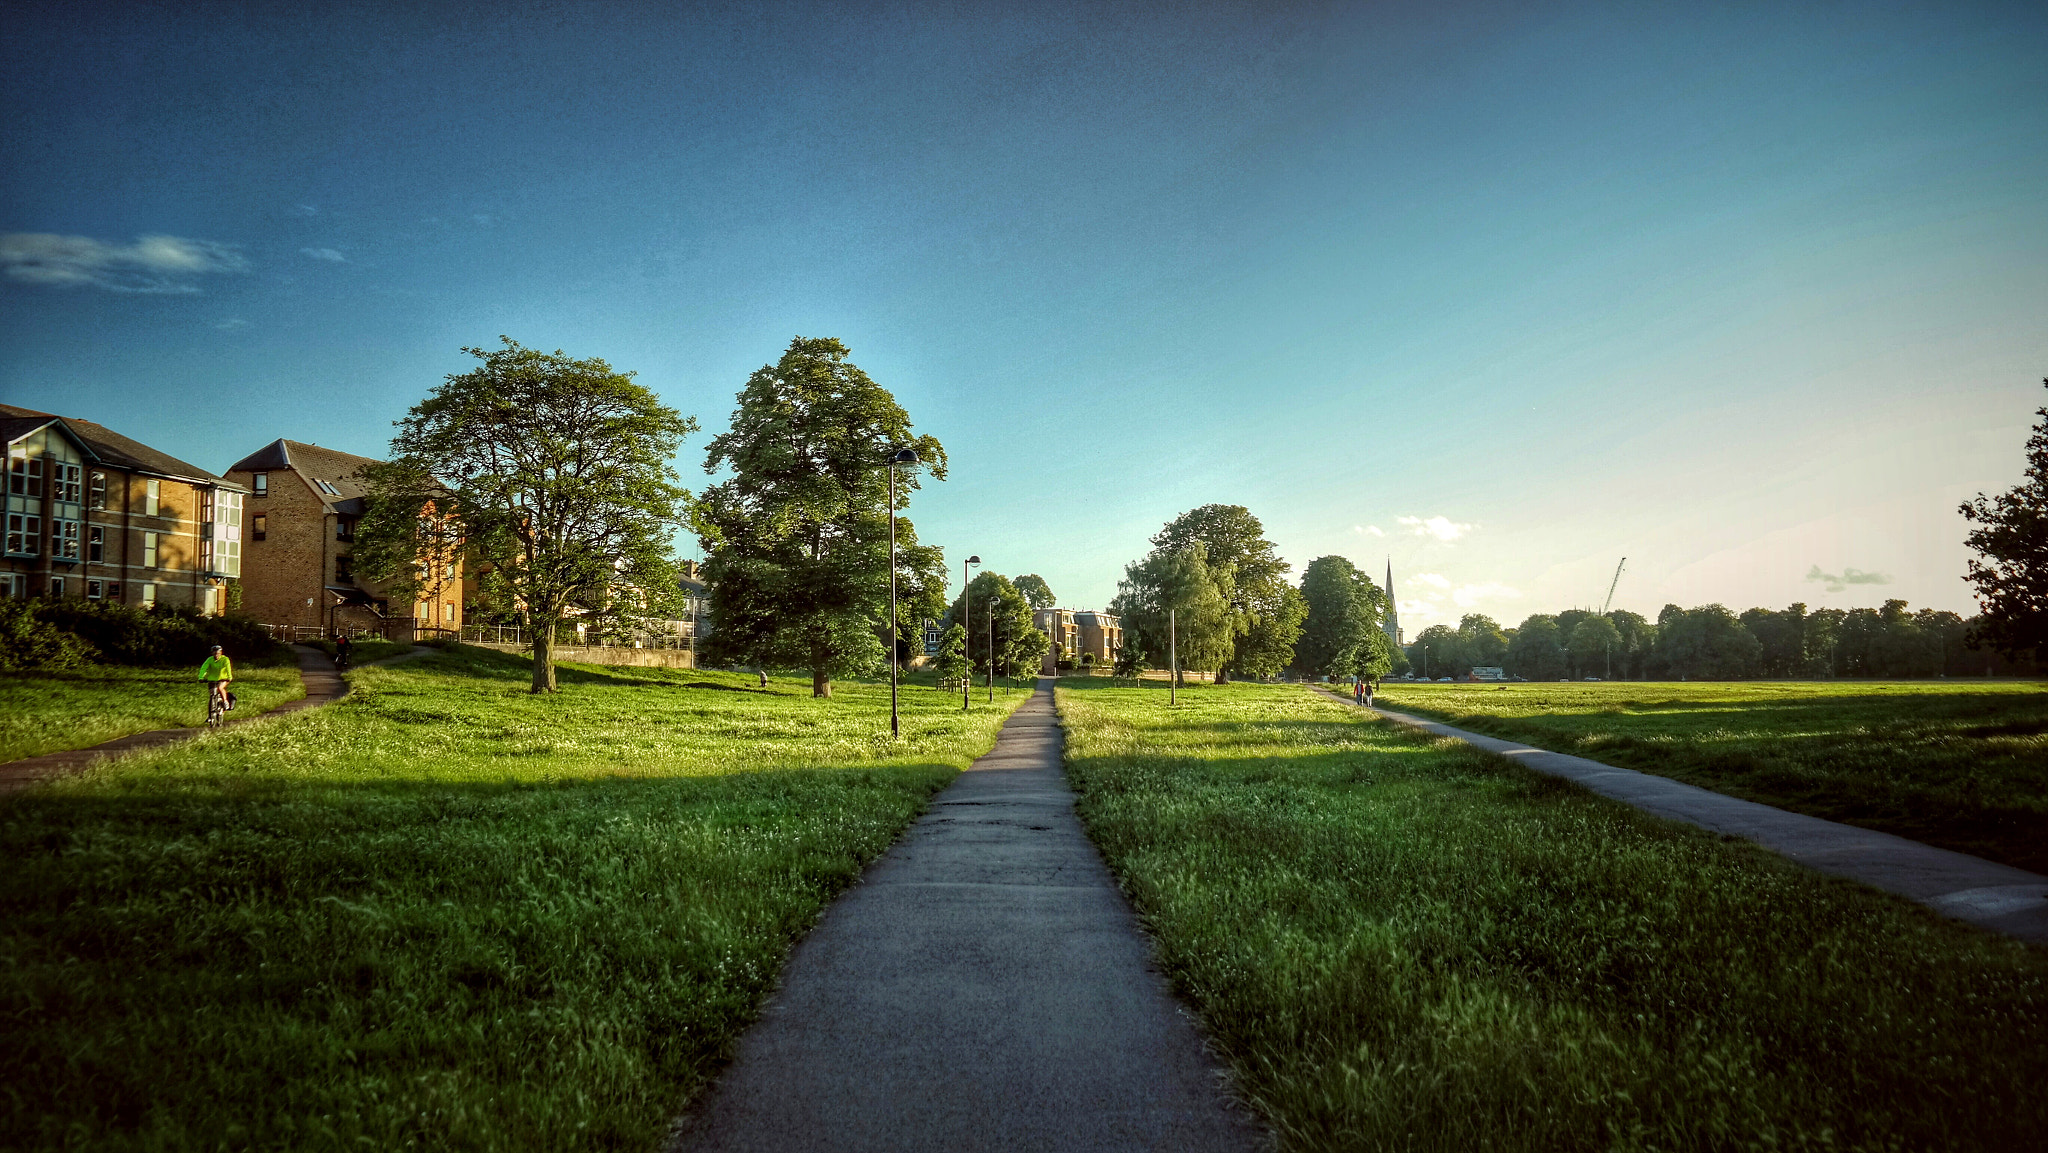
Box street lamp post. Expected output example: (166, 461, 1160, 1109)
(962, 555, 979, 711)
(1169, 606, 1178, 706)
(886, 447, 918, 739)
(987, 600, 995, 702)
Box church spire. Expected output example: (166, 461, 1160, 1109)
(1383, 558, 1402, 647)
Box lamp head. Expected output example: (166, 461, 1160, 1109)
(889, 447, 919, 466)
(966, 555, 980, 566)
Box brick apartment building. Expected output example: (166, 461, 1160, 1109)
(1, 404, 246, 610)
(1031, 607, 1122, 674)
(222, 439, 463, 638)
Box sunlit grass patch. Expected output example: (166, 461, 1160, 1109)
(2, 646, 1032, 1151)
(1375, 679, 2048, 872)
(0, 663, 306, 763)
(1059, 680, 2048, 1152)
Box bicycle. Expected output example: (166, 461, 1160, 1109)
(206, 684, 230, 728)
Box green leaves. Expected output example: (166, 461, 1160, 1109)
(695, 337, 947, 696)
(1961, 379, 2048, 658)
(363, 338, 697, 692)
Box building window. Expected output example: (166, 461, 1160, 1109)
(143, 532, 159, 567)
(141, 583, 156, 608)
(49, 576, 64, 598)
(334, 555, 353, 583)
(6, 513, 39, 556)
(54, 519, 79, 560)
(253, 472, 268, 496)
(204, 587, 220, 616)
(8, 455, 43, 497)
(89, 472, 107, 509)
(315, 479, 339, 496)
(145, 479, 160, 517)
(444, 602, 456, 623)
(0, 573, 21, 599)
(252, 513, 267, 541)
(54, 463, 81, 503)
(213, 537, 241, 578)
(336, 518, 354, 541)
(88, 524, 105, 563)
(107, 582, 121, 601)
(87, 579, 103, 600)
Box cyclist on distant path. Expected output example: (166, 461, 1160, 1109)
(198, 645, 234, 720)
(333, 632, 353, 669)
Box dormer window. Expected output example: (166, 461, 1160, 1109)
(315, 479, 340, 496)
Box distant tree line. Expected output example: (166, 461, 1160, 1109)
(1405, 600, 2027, 681)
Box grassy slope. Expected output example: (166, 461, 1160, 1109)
(1059, 680, 2048, 1153)
(1372, 680, 2048, 873)
(0, 662, 305, 763)
(1, 647, 1031, 1152)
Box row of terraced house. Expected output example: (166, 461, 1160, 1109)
(0, 403, 481, 639)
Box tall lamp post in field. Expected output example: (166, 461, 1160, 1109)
(987, 599, 995, 702)
(961, 554, 979, 711)
(886, 446, 918, 738)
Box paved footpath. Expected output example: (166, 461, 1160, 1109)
(670, 680, 1267, 1153)
(0, 644, 410, 793)
(1329, 690, 2048, 946)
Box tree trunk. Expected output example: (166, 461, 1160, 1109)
(1215, 664, 1231, 685)
(811, 667, 831, 698)
(531, 622, 558, 693)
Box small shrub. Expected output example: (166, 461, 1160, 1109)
(13, 600, 283, 668)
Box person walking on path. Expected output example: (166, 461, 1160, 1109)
(197, 645, 233, 715)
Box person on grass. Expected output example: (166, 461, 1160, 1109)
(1353, 677, 1366, 706)
(198, 645, 233, 714)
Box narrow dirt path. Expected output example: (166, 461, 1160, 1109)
(669, 679, 1268, 1153)
(0, 644, 425, 794)
(1315, 686, 2048, 945)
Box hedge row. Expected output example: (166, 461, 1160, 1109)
(0, 599, 284, 671)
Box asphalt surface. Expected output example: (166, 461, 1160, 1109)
(1346, 692, 2048, 946)
(670, 680, 1268, 1153)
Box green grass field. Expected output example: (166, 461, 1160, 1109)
(1371, 679, 2048, 873)
(0, 662, 305, 763)
(1059, 679, 2048, 1152)
(1, 646, 1031, 1151)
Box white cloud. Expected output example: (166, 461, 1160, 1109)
(294, 204, 319, 215)
(213, 318, 249, 331)
(1413, 572, 1451, 589)
(1397, 597, 1443, 620)
(1805, 565, 1892, 593)
(1451, 581, 1522, 608)
(0, 232, 247, 293)
(1398, 514, 1475, 542)
(301, 247, 346, 262)
(1353, 524, 1386, 537)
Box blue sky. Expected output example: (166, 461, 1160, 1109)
(4, 1, 2044, 625)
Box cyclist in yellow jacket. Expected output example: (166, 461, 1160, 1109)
(198, 645, 233, 716)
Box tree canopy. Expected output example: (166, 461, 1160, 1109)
(1295, 555, 1388, 680)
(1148, 504, 1298, 681)
(1111, 542, 1233, 685)
(1013, 574, 1056, 610)
(1962, 379, 2048, 658)
(693, 336, 946, 697)
(947, 571, 1049, 678)
(359, 338, 695, 693)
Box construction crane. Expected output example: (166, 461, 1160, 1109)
(1600, 557, 1627, 616)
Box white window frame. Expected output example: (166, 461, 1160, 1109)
(6, 512, 39, 556)
(141, 583, 156, 608)
(143, 531, 159, 568)
(145, 479, 160, 517)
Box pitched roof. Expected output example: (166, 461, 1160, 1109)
(0, 402, 237, 488)
(226, 438, 382, 513)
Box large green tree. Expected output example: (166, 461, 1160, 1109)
(1148, 504, 1298, 681)
(1653, 604, 1761, 680)
(947, 571, 1049, 679)
(694, 337, 947, 698)
(1568, 614, 1623, 678)
(1961, 379, 2048, 658)
(359, 338, 696, 693)
(1013, 574, 1056, 610)
(1294, 555, 1387, 679)
(1505, 615, 1567, 680)
(1409, 623, 1466, 679)
(1458, 613, 1509, 667)
(1111, 542, 1233, 685)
